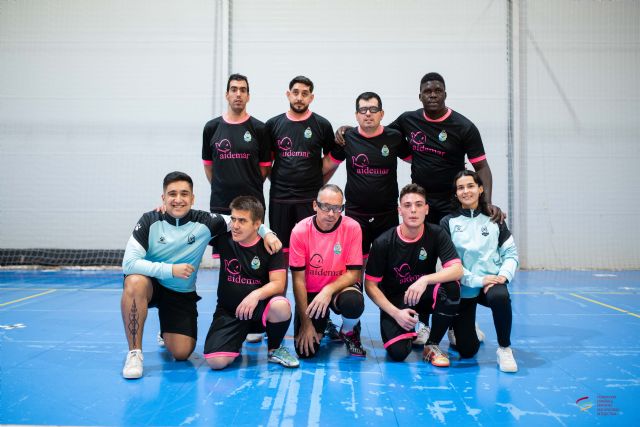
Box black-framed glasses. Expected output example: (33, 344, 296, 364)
(356, 106, 381, 114)
(316, 201, 344, 213)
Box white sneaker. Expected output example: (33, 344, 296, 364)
(413, 322, 430, 346)
(475, 323, 485, 342)
(447, 328, 457, 346)
(157, 331, 165, 347)
(246, 333, 264, 343)
(497, 346, 518, 372)
(122, 349, 144, 379)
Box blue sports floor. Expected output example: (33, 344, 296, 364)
(1, 269, 639, 426)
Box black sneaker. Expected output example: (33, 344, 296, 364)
(340, 329, 366, 357)
(324, 318, 342, 342)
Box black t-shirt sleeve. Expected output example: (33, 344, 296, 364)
(319, 117, 336, 156)
(464, 121, 486, 160)
(256, 121, 272, 164)
(202, 119, 218, 161)
(387, 114, 404, 135)
(435, 225, 460, 264)
(330, 142, 346, 162)
(365, 234, 387, 279)
(267, 248, 286, 272)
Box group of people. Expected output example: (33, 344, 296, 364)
(119, 72, 519, 380)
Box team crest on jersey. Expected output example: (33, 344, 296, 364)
(333, 243, 342, 254)
(453, 225, 462, 233)
(481, 226, 489, 237)
(251, 256, 261, 270)
(243, 131, 252, 142)
(304, 127, 312, 139)
(381, 145, 389, 157)
(438, 130, 447, 142)
(187, 234, 195, 245)
(419, 247, 427, 261)
(159, 235, 166, 244)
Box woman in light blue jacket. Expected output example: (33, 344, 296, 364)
(440, 170, 519, 372)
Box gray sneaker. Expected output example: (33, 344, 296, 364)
(268, 346, 300, 368)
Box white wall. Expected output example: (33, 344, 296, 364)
(1, 0, 638, 269)
(516, 0, 640, 268)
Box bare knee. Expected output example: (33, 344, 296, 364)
(123, 275, 152, 299)
(163, 333, 195, 361)
(267, 298, 291, 323)
(206, 356, 235, 370)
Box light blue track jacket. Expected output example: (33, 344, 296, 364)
(440, 209, 519, 298)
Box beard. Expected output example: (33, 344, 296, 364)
(289, 103, 309, 114)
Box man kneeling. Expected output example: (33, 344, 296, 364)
(204, 196, 299, 369)
(365, 184, 463, 366)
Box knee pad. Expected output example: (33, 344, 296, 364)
(336, 290, 364, 319)
(386, 340, 412, 362)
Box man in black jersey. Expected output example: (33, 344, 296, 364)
(203, 196, 299, 369)
(336, 73, 504, 225)
(364, 184, 463, 366)
(266, 76, 336, 256)
(323, 92, 411, 259)
(202, 74, 272, 343)
(202, 74, 271, 215)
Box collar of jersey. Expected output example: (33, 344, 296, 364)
(312, 215, 343, 233)
(162, 210, 193, 226)
(458, 208, 483, 218)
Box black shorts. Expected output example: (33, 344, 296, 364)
(293, 282, 363, 336)
(347, 210, 399, 257)
(143, 277, 201, 339)
(268, 199, 315, 251)
(203, 296, 290, 358)
(378, 292, 435, 349)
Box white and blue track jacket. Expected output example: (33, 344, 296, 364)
(122, 210, 229, 293)
(440, 209, 519, 298)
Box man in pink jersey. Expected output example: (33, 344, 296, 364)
(289, 184, 366, 358)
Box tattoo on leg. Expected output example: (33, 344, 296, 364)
(128, 300, 140, 346)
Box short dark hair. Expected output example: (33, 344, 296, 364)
(317, 183, 344, 199)
(420, 72, 446, 89)
(229, 195, 264, 222)
(163, 171, 193, 191)
(399, 183, 426, 202)
(450, 170, 490, 215)
(355, 92, 382, 111)
(227, 73, 249, 93)
(289, 75, 314, 92)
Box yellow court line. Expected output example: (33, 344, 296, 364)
(0, 289, 57, 307)
(570, 293, 640, 319)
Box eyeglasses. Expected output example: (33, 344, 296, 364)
(316, 201, 344, 213)
(356, 106, 381, 114)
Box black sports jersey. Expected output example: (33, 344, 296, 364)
(330, 126, 411, 214)
(266, 111, 335, 201)
(213, 233, 286, 313)
(365, 223, 460, 299)
(388, 108, 486, 194)
(202, 115, 271, 211)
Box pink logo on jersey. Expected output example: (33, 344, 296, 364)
(352, 154, 370, 168)
(224, 259, 241, 275)
(277, 137, 293, 151)
(393, 263, 412, 278)
(309, 253, 324, 269)
(410, 131, 426, 146)
(215, 139, 232, 153)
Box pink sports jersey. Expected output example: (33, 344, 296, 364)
(289, 215, 363, 292)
